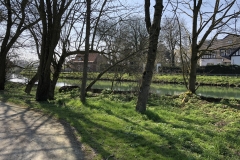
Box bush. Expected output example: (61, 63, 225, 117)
(198, 65, 240, 74)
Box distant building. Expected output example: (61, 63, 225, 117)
(199, 35, 240, 66)
(67, 52, 108, 72)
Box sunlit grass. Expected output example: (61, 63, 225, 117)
(1, 82, 240, 159)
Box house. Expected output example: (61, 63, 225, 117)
(67, 52, 108, 72)
(199, 35, 240, 66)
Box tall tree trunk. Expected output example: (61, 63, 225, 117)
(136, 0, 163, 113)
(25, 71, 39, 94)
(36, 59, 52, 101)
(0, 53, 7, 90)
(188, 0, 202, 93)
(80, 0, 91, 103)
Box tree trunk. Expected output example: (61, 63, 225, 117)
(0, 53, 7, 90)
(35, 0, 69, 101)
(48, 55, 65, 100)
(188, 53, 198, 93)
(48, 76, 58, 100)
(136, 0, 163, 113)
(188, 0, 201, 94)
(80, 0, 91, 103)
(36, 62, 51, 101)
(25, 71, 39, 94)
(171, 50, 175, 67)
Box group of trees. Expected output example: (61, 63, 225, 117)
(0, 0, 240, 113)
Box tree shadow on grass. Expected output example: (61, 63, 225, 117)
(83, 101, 191, 159)
(143, 110, 166, 123)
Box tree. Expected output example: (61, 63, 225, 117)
(85, 17, 149, 92)
(80, 0, 91, 103)
(35, 0, 73, 101)
(173, 0, 240, 93)
(135, 0, 164, 113)
(0, 0, 39, 90)
(80, 0, 137, 102)
(161, 17, 180, 67)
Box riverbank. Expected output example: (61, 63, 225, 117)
(1, 82, 240, 159)
(21, 71, 240, 87)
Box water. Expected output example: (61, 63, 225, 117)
(58, 79, 240, 99)
(8, 75, 240, 99)
(8, 74, 28, 83)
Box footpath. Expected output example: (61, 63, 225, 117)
(0, 101, 95, 160)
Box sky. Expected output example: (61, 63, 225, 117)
(17, 0, 240, 61)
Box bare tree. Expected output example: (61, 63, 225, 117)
(80, 0, 138, 102)
(161, 17, 180, 67)
(136, 0, 164, 113)
(85, 17, 149, 92)
(35, 0, 73, 101)
(173, 0, 240, 93)
(0, 0, 39, 90)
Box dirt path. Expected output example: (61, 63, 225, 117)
(0, 101, 95, 160)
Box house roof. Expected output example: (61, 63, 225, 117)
(73, 53, 99, 63)
(200, 34, 240, 51)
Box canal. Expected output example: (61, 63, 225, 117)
(9, 74, 240, 99)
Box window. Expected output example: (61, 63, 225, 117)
(220, 49, 225, 56)
(236, 50, 240, 56)
(201, 51, 217, 59)
(233, 49, 240, 56)
(226, 49, 231, 56)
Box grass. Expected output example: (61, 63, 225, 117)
(21, 71, 240, 87)
(1, 82, 240, 159)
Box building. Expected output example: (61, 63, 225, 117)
(199, 35, 240, 66)
(67, 52, 108, 72)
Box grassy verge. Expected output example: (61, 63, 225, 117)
(1, 82, 240, 159)
(21, 71, 240, 87)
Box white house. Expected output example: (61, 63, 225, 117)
(199, 35, 240, 66)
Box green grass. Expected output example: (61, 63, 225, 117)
(1, 82, 240, 159)
(21, 71, 240, 87)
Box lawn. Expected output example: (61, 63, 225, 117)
(1, 82, 240, 159)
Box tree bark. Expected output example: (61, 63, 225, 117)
(80, 0, 91, 103)
(171, 50, 175, 67)
(0, 53, 7, 90)
(48, 54, 66, 100)
(188, 54, 197, 93)
(136, 0, 163, 113)
(25, 72, 39, 94)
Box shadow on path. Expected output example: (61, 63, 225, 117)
(0, 101, 93, 160)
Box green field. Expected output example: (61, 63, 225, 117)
(1, 82, 240, 159)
